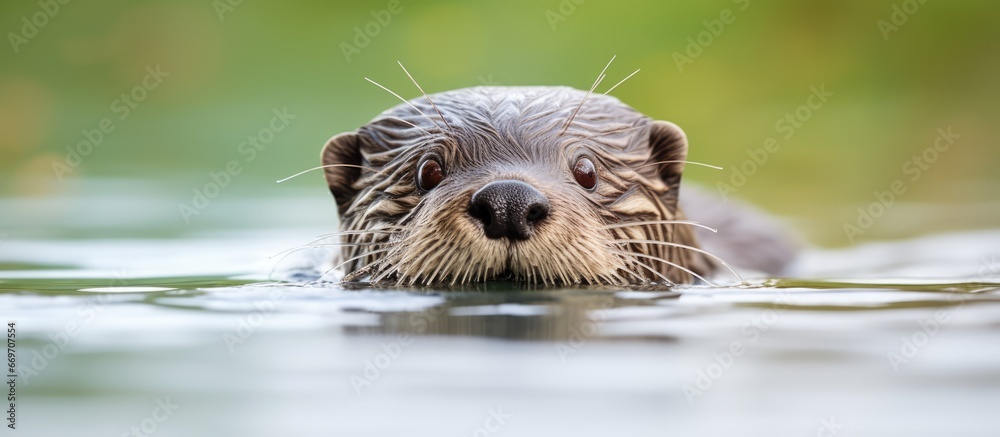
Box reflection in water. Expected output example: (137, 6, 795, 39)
(347, 285, 678, 341)
(3, 231, 1000, 436)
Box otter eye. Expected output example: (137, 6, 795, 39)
(573, 157, 597, 189)
(418, 158, 445, 191)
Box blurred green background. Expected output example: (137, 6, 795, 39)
(1, 0, 998, 246)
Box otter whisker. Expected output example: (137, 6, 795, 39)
(371, 261, 399, 284)
(613, 250, 717, 286)
(364, 77, 445, 132)
(327, 247, 394, 278)
(376, 266, 397, 285)
(276, 163, 381, 184)
(381, 115, 435, 136)
(308, 226, 411, 241)
(601, 220, 718, 233)
(266, 240, 382, 280)
(299, 231, 393, 248)
(360, 186, 413, 210)
(396, 61, 454, 132)
(402, 238, 449, 285)
(614, 239, 743, 282)
(373, 249, 406, 284)
(332, 229, 408, 237)
(269, 240, 381, 261)
(619, 254, 675, 285)
(599, 272, 620, 286)
(348, 248, 393, 277)
(340, 224, 417, 233)
(305, 242, 385, 248)
(603, 68, 640, 95)
(636, 160, 724, 171)
(614, 268, 643, 285)
(597, 269, 621, 286)
(268, 243, 334, 261)
(615, 260, 649, 283)
(560, 55, 616, 135)
(608, 234, 650, 278)
(347, 263, 385, 282)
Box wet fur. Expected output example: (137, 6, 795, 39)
(322, 86, 783, 285)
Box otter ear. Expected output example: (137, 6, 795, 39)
(321, 131, 366, 214)
(648, 120, 689, 208)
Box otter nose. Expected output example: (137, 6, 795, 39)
(468, 180, 550, 241)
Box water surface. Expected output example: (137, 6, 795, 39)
(3, 187, 1000, 436)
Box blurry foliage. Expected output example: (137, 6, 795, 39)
(0, 0, 997, 243)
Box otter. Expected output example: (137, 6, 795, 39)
(320, 86, 796, 286)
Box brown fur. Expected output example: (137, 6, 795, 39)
(321, 86, 726, 285)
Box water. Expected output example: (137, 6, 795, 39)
(3, 184, 1000, 436)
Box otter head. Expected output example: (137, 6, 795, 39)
(321, 86, 714, 286)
